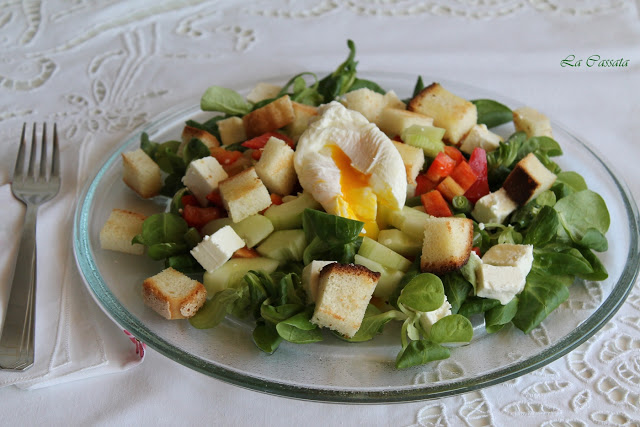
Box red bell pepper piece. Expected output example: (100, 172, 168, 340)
(421, 190, 452, 217)
(449, 161, 478, 192)
(415, 172, 437, 196)
(206, 190, 223, 206)
(270, 193, 283, 205)
(444, 145, 464, 165)
(241, 131, 295, 150)
(182, 205, 225, 228)
(251, 149, 262, 160)
(464, 147, 490, 204)
(232, 246, 260, 258)
(181, 194, 199, 207)
(472, 247, 482, 257)
(210, 146, 242, 166)
(425, 152, 456, 182)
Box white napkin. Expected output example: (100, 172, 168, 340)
(0, 130, 144, 389)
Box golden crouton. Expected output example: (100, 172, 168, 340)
(242, 95, 295, 138)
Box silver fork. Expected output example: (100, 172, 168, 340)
(0, 123, 60, 371)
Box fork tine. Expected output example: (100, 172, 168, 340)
(27, 123, 37, 179)
(13, 123, 27, 180)
(39, 123, 47, 180)
(51, 123, 60, 178)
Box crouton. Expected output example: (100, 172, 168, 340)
(246, 82, 282, 104)
(142, 267, 207, 319)
(342, 88, 406, 126)
(99, 209, 146, 255)
(218, 116, 247, 146)
(283, 101, 318, 142)
(421, 217, 473, 275)
(378, 108, 434, 137)
(311, 263, 380, 338)
(178, 126, 220, 156)
(513, 106, 553, 138)
(502, 152, 557, 205)
(122, 148, 163, 199)
(242, 95, 295, 138)
(459, 124, 502, 155)
(219, 167, 272, 222)
(255, 136, 297, 196)
(182, 156, 229, 206)
(408, 83, 477, 144)
(392, 140, 425, 188)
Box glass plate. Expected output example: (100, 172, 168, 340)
(73, 72, 640, 403)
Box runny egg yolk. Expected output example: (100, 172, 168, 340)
(330, 145, 379, 239)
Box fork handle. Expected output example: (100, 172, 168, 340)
(0, 203, 38, 370)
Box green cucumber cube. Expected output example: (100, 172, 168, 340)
(256, 229, 307, 264)
(357, 236, 411, 272)
(354, 254, 405, 298)
(201, 215, 274, 247)
(377, 229, 422, 257)
(264, 192, 321, 230)
(203, 257, 279, 296)
(389, 206, 431, 237)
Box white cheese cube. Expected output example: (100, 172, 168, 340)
(418, 296, 452, 334)
(459, 124, 502, 155)
(513, 106, 553, 138)
(182, 156, 229, 206)
(471, 188, 518, 224)
(301, 260, 334, 304)
(476, 264, 525, 305)
(190, 226, 245, 273)
(482, 244, 534, 277)
(246, 82, 281, 104)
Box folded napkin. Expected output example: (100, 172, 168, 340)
(0, 131, 144, 390)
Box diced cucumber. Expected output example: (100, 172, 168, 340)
(401, 125, 446, 158)
(358, 236, 411, 272)
(354, 254, 405, 298)
(203, 257, 279, 296)
(201, 215, 274, 247)
(264, 192, 321, 230)
(256, 229, 307, 264)
(377, 229, 422, 257)
(389, 206, 431, 237)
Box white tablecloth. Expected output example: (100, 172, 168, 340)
(1, 1, 639, 425)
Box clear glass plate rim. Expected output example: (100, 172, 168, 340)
(72, 71, 640, 403)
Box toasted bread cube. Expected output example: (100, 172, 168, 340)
(283, 101, 318, 142)
(255, 136, 297, 196)
(178, 126, 220, 156)
(190, 226, 245, 273)
(122, 148, 162, 199)
(301, 260, 334, 304)
(421, 217, 473, 275)
(142, 267, 207, 319)
(513, 106, 553, 138)
(219, 167, 272, 222)
(311, 263, 380, 338)
(471, 188, 518, 224)
(392, 140, 425, 189)
(182, 156, 229, 206)
(502, 153, 557, 205)
(217, 116, 247, 146)
(99, 209, 146, 255)
(408, 83, 477, 144)
(459, 124, 502, 155)
(342, 88, 406, 125)
(246, 82, 282, 104)
(243, 95, 295, 138)
(378, 108, 434, 137)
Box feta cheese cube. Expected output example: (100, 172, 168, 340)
(513, 106, 553, 138)
(482, 244, 534, 277)
(246, 82, 282, 104)
(190, 226, 245, 273)
(301, 260, 334, 304)
(182, 156, 229, 206)
(476, 264, 525, 305)
(459, 124, 502, 155)
(418, 297, 452, 334)
(471, 188, 518, 224)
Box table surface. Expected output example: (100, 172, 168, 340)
(1, 1, 639, 425)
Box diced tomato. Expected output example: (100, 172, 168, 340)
(206, 190, 223, 206)
(444, 146, 464, 165)
(270, 193, 283, 205)
(421, 190, 452, 217)
(181, 194, 199, 207)
(449, 161, 478, 192)
(415, 173, 437, 196)
(210, 146, 242, 165)
(182, 204, 225, 228)
(436, 176, 465, 202)
(472, 247, 481, 257)
(392, 135, 403, 142)
(251, 149, 262, 160)
(242, 131, 295, 150)
(464, 147, 490, 204)
(232, 247, 260, 259)
(425, 152, 457, 182)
